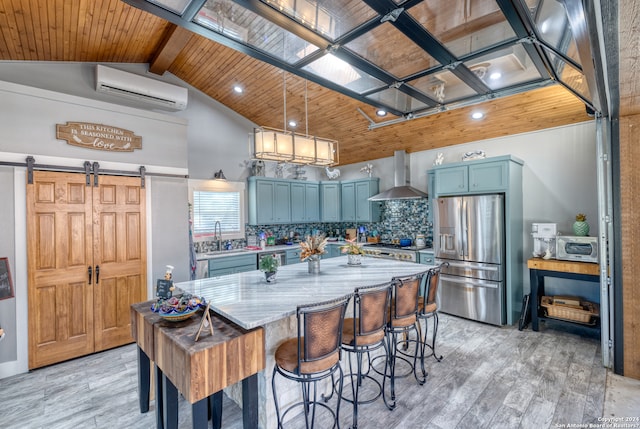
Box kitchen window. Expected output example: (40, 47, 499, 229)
(189, 179, 245, 240)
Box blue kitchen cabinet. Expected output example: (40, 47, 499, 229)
(469, 161, 508, 192)
(248, 177, 291, 225)
(291, 182, 320, 223)
(322, 243, 343, 259)
(427, 171, 435, 225)
(285, 248, 302, 264)
(418, 251, 435, 265)
(305, 183, 320, 222)
(341, 178, 381, 222)
(434, 166, 468, 194)
(434, 158, 509, 196)
(341, 182, 356, 222)
(331, 245, 343, 257)
(320, 182, 341, 222)
(209, 253, 257, 277)
(273, 182, 291, 223)
(290, 183, 305, 222)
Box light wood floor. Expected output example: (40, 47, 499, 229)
(0, 313, 605, 429)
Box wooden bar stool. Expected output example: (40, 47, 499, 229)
(340, 282, 392, 428)
(272, 293, 352, 428)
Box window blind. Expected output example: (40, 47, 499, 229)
(193, 190, 241, 235)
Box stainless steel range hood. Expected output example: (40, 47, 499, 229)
(368, 150, 428, 201)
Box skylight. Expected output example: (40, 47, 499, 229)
(124, 0, 603, 116)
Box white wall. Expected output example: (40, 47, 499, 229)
(0, 76, 192, 377)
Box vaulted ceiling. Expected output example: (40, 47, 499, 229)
(0, 0, 592, 165)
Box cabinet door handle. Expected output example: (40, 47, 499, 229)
(95, 265, 100, 284)
(88, 266, 92, 284)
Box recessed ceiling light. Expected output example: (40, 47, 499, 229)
(471, 112, 484, 120)
(288, 120, 297, 127)
(233, 85, 243, 94)
(489, 72, 502, 80)
(376, 109, 387, 117)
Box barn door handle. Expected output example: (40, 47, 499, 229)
(88, 266, 92, 284)
(95, 265, 100, 284)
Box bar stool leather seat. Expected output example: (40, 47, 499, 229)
(275, 338, 340, 374)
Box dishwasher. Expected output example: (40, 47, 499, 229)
(258, 251, 286, 267)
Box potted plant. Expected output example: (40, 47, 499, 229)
(300, 235, 328, 274)
(340, 238, 365, 265)
(573, 213, 590, 236)
(259, 254, 279, 283)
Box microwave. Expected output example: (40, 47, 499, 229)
(556, 236, 598, 262)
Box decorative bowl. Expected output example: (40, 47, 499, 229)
(151, 294, 206, 322)
(158, 307, 199, 322)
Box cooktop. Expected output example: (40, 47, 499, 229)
(364, 243, 431, 251)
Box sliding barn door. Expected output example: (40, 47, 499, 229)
(27, 172, 95, 369)
(93, 175, 146, 351)
(27, 172, 147, 368)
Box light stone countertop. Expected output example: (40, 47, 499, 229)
(195, 244, 300, 261)
(195, 241, 349, 261)
(177, 255, 432, 330)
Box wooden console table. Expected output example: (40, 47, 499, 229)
(527, 258, 600, 332)
(131, 301, 265, 429)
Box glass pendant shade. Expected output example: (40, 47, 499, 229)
(314, 138, 337, 165)
(254, 127, 294, 161)
(292, 135, 316, 163)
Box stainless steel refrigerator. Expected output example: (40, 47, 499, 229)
(434, 194, 506, 325)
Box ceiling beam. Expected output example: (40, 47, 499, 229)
(149, 24, 193, 75)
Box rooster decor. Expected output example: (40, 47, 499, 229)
(359, 163, 373, 177)
(325, 166, 341, 180)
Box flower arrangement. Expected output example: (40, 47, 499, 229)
(575, 213, 586, 222)
(259, 254, 280, 273)
(340, 238, 365, 255)
(299, 234, 328, 261)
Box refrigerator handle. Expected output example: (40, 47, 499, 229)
(461, 199, 468, 257)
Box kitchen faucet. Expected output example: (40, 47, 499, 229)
(214, 221, 222, 251)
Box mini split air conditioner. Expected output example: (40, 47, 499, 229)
(95, 65, 188, 110)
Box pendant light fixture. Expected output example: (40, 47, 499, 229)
(253, 71, 338, 166)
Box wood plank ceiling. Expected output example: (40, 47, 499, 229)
(0, 0, 591, 165)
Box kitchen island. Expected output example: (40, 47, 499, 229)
(175, 256, 431, 428)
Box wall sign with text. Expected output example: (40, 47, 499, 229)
(56, 122, 142, 152)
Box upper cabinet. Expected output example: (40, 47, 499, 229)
(248, 177, 291, 225)
(341, 178, 381, 223)
(249, 177, 380, 225)
(291, 182, 320, 223)
(427, 171, 435, 225)
(434, 156, 513, 195)
(320, 182, 341, 222)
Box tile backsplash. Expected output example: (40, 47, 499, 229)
(194, 200, 432, 252)
(244, 199, 432, 246)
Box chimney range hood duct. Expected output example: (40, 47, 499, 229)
(368, 150, 428, 201)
